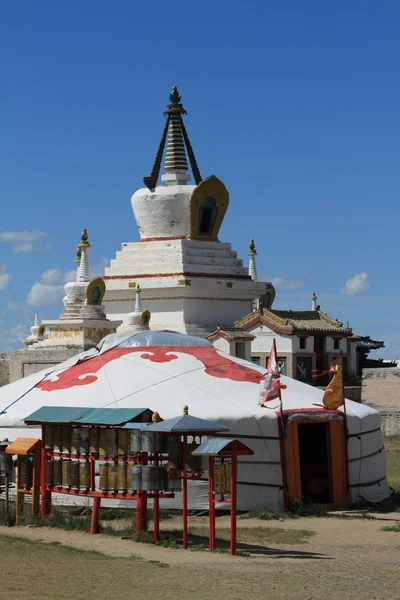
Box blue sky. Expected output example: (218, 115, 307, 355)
(0, 1, 399, 357)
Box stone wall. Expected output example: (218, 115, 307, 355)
(362, 367, 400, 436)
(2, 347, 81, 383)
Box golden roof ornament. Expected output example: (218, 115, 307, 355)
(248, 239, 257, 256)
(78, 228, 90, 249)
(183, 405, 189, 415)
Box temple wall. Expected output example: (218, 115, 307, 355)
(2, 347, 80, 384)
(362, 367, 400, 436)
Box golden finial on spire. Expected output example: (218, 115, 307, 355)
(312, 292, 317, 301)
(183, 405, 189, 416)
(74, 246, 82, 263)
(78, 228, 91, 249)
(248, 239, 257, 256)
(136, 283, 142, 293)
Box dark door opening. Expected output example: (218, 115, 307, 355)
(297, 423, 332, 504)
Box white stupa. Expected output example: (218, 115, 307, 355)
(103, 87, 268, 336)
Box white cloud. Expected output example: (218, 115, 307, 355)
(24, 258, 110, 307)
(0, 265, 11, 291)
(341, 272, 370, 295)
(269, 277, 305, 290)
(0, 303, 34, 353)
(0, 230, 52, 253)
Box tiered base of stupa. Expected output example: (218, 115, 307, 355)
(103, 239, 267, 336)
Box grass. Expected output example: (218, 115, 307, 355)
(164, 525, 314, 546)
(239, 501, 328, 522)
(381, 523, 400, 532)
(385, 435, 400, 496)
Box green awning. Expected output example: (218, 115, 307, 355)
(24, 406, 152, 426)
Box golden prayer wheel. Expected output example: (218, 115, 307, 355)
(89, 428, 99, 454)
(53, 427, 62, 453)
(62, 459, 72, 488)
(108, 463, 118, 492)
(45, 459, 54, 486)
(118, 429, 130, 456)
(118, 462, 127, 492)
(126, 462, 132, 493)
(53, 459, 62, 486)
(71, 461, 80, 489)
(107, 429, 118, 458)
(99, 429, 107, 456)
(99, 463, 109, 491)
(45, 426, 55, 450)
(80, 461, 90, 491)
(62, 427, 72, 454)
(71, 428, 81, 454)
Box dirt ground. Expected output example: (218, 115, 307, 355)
(1, 514, 399, 600)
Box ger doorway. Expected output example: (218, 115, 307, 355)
(284, 417, 348, 508)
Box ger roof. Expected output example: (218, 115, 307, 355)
(24, 406, 151, 426)
(236, 308, 352, 335)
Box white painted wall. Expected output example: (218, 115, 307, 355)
(247, 324, 293, 353)
(212, 337, 230, 354)
(292, 335, 314, 353)
(326, 336, 347, 354)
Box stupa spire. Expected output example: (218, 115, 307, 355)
(248, 239, 258, 282)
(312, 292, 318, 311)
(77, 229, 90, 283)
(123, 285, 151, 332)
(143, 87, 202, 190)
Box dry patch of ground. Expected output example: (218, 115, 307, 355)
(0, 513, 399, 600)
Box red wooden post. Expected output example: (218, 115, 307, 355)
(182, 435, 188, 549)
(40, 425, 48, 519)
(209, 456, 216, 551)
(136, 493, 148, 533)
(230, 455, 237, 556)
(153, 451, 160, 542)
(90, 496, 101, 534)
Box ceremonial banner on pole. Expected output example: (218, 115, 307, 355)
(259, 339, 286, 406)
(313, 352, 344, 410)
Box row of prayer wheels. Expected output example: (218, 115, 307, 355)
(45, 459, 182, 493)
(46, 459, 90, 490)
(45, 427, 170, 456)
(45, 427, 204, 473)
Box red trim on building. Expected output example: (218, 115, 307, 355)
(139, 236, 186, 242)
(103, 272, 252, 281)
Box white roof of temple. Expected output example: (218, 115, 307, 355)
(0, 331, 391, 509)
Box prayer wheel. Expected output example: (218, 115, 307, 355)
(141, 464, 160, 491)
(53, 427, 62, 453)
(21, 459, 33, 491)
(62, 459, 71, 488)
(53, 459, 62, 486)
(71, 461, 80, 489)
(108, 462, 118, 492)
(166, 471, 182, 491)
(224, 463, 232, 493)
(118, 429, 130, 456)
(132, 465, 142, 491)
(99, 463, 109, 491)
(62, 427, 72, 454)
(160, 467, 169, 491)
(185, 441, 203, 473)
(118, 462, 127, 492)
(80, 461, 90, 491)
(126, 462, 132, 493)
(130, 430, 142, 453)
(167, 437, 183, 470)
(79, 427, 90, 455)
(107, 429, 118, 457)
(141, 431, 156, 454)
(71, 428, 81, 454)
(99, 429, 107, 456)
(89, 428, 99, 454)
(45, 426, 55, 450)
(45, 459, 54, 487)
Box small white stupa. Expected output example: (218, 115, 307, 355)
(37, 229, 121, 350)
(23, 312, 45, 347)
(120, 285, 151, 332)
